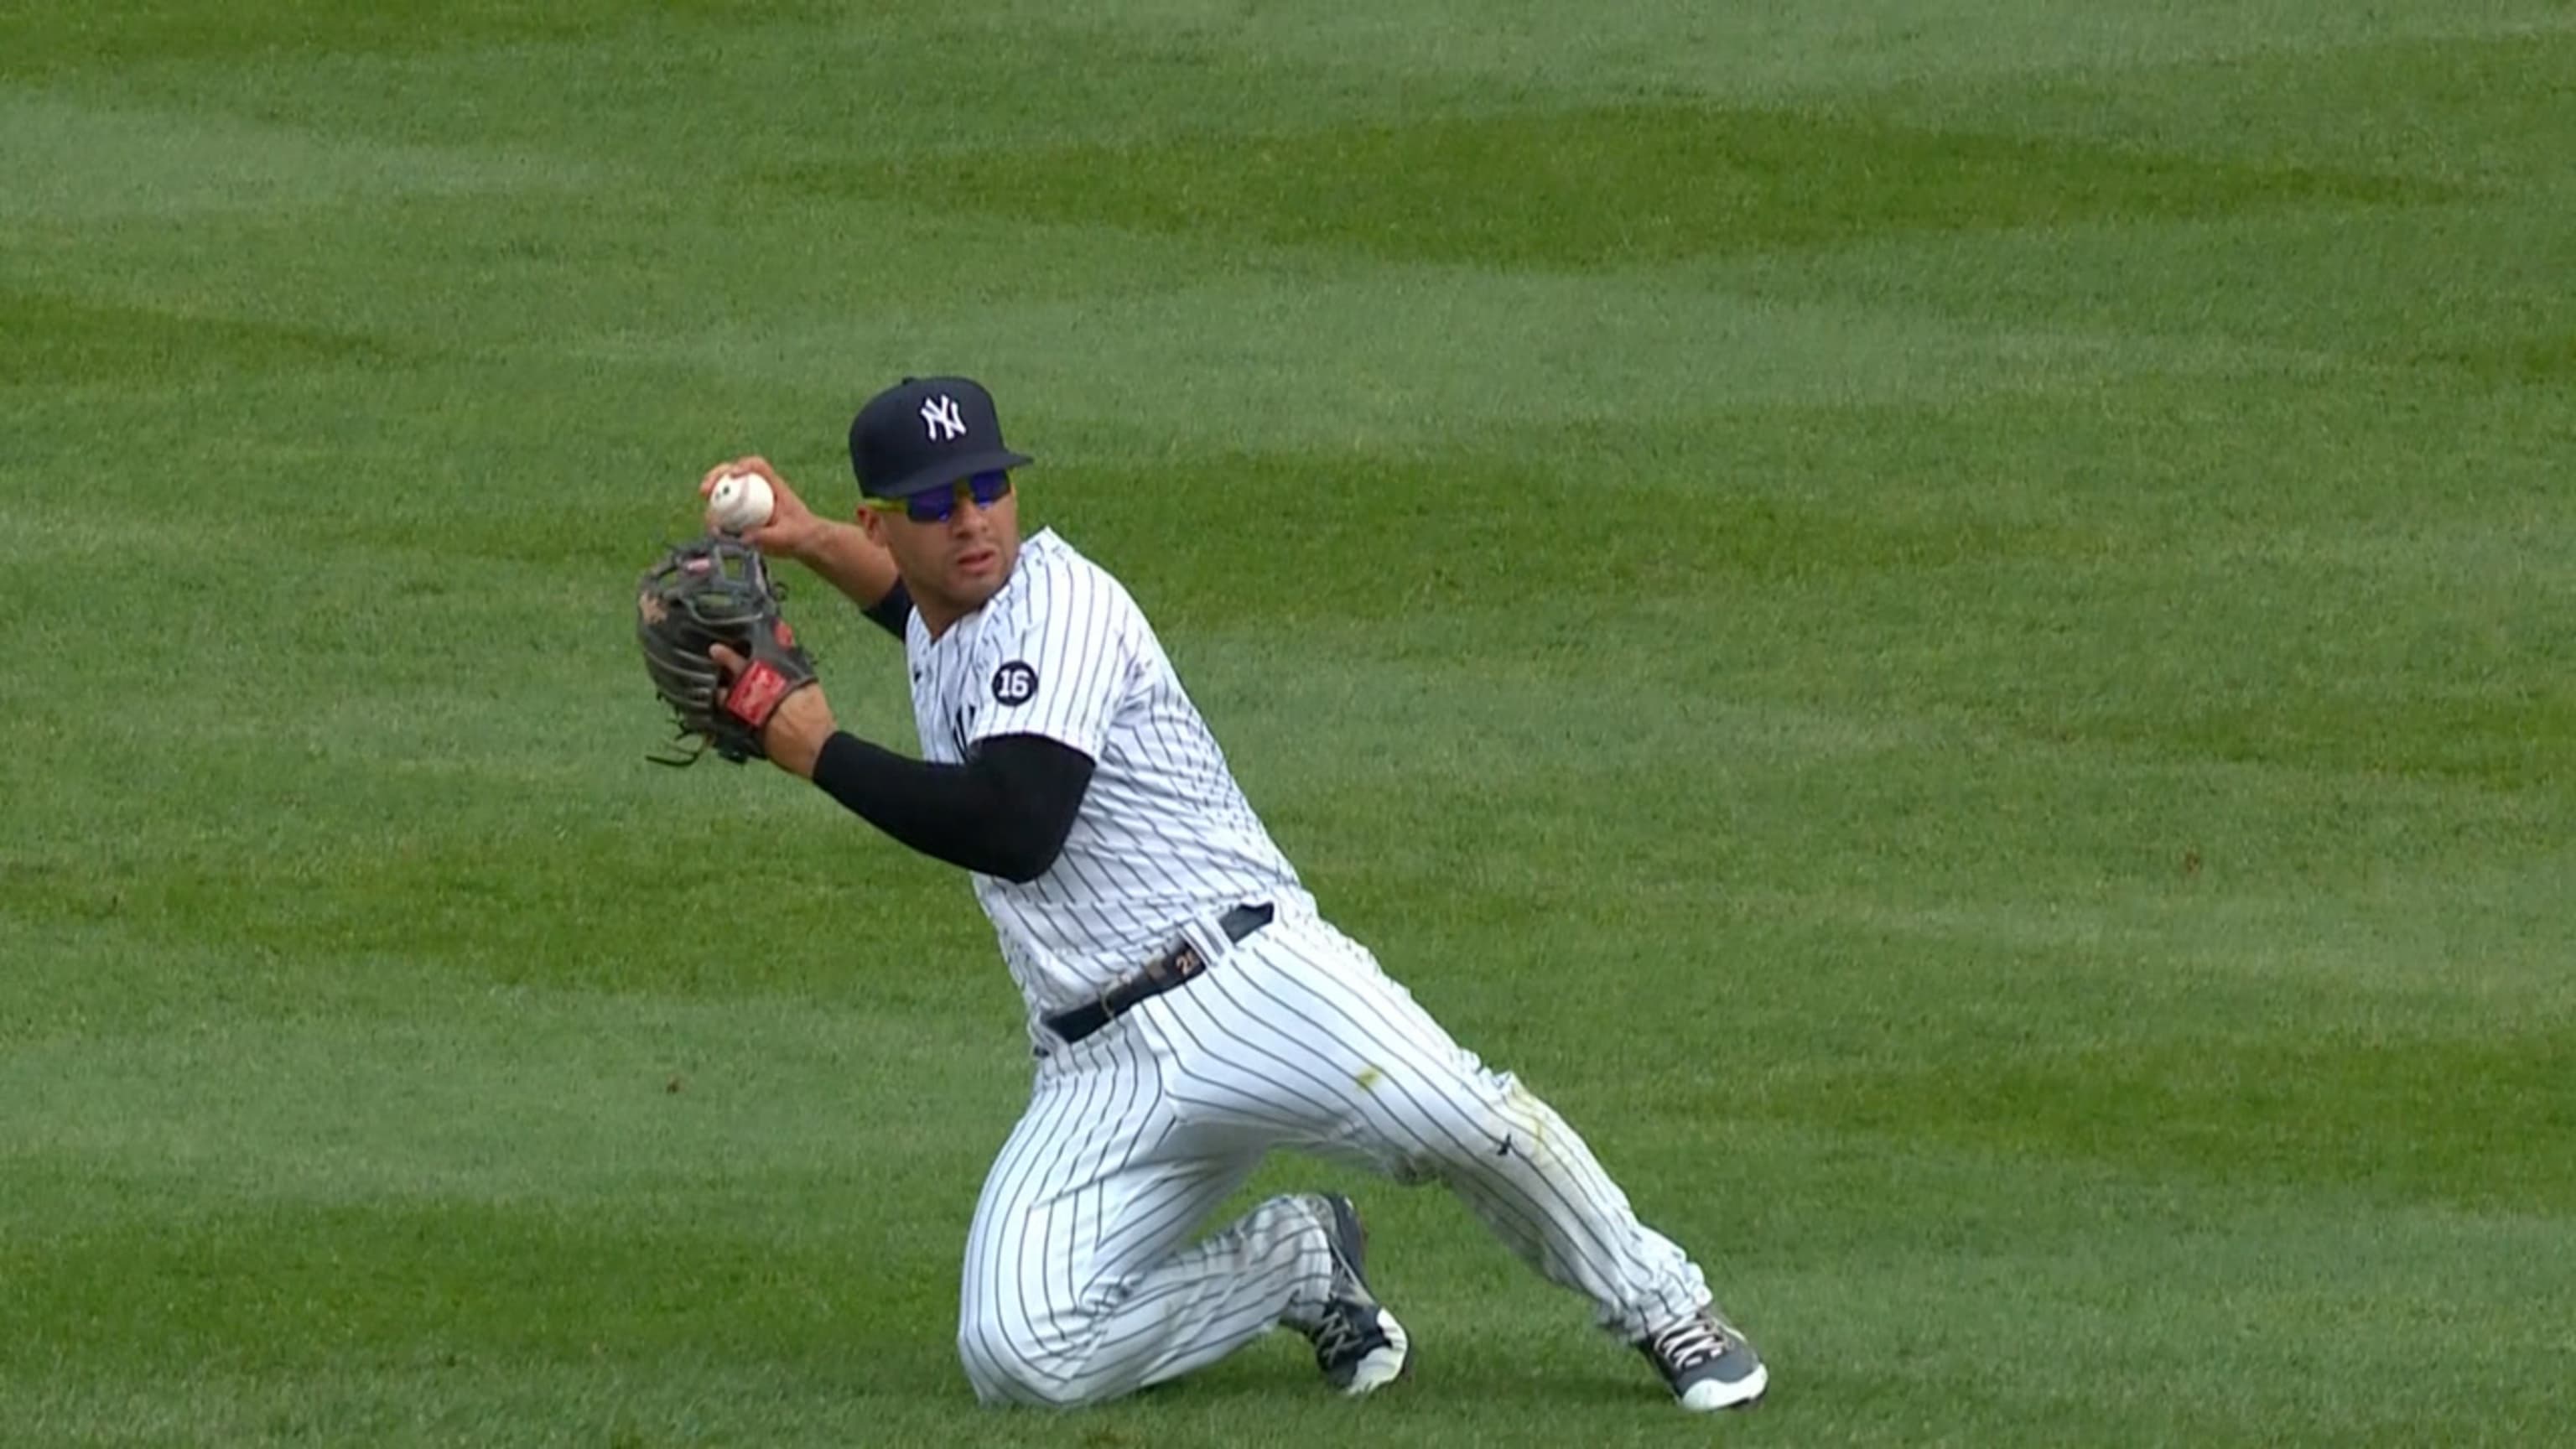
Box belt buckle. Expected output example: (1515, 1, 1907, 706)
(1079, 934, 1215, 1041)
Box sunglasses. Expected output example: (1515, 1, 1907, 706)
(861, 471, 1014, 523)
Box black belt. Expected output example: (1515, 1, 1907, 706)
(1045, 904, 1274, 1046)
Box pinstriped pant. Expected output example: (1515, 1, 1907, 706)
(955, 909, 1713, 1407)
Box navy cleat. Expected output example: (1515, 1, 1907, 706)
(1300, 1193, 1410, 1394)
(1639, 1308, 1768, 1411)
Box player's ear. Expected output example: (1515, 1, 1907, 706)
(854, 506, 885, 543)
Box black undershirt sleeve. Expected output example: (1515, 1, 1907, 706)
(808, 730, 1094, 883)
(860, 580, 915, 639)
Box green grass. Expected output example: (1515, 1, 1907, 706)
(5, 2, 2573, 1446)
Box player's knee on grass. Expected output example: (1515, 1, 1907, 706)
(958, 1316, 1106, 1409)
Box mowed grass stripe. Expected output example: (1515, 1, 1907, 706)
(1872, 28, 2576, 188)
(2, 5, 1527, 169)
(0, 93, 589, 223)
(7, 1118, 2569, 1445)
(837, 100, 2452, 268)
(965, 0, 2568, 112)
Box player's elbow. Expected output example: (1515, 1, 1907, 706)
(973, 736, 1091, 884)
(987, 833, 1065, 885)
(984, 788, 1083, 883)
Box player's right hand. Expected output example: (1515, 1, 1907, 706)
(699, 455, 825, 564)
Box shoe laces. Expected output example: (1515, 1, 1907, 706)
(1310, 1302, 1372, 1361)
(1647, 1313, 1733, 1371)
(1326, 1257, 1368, 1302)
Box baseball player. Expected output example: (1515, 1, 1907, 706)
(697, 375, 1768, 1412)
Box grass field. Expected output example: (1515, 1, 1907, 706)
(5, 2, 2574, 1445)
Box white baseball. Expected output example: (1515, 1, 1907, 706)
(709, 472, 774, 533)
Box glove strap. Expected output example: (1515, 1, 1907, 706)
(724, 660, 795, 728)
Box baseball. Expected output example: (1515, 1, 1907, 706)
(709, 472, 774, 533)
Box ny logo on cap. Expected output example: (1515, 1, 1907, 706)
(921, 394, 967, 442)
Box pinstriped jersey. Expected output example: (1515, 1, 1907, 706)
(905, 529, 1313, 1017)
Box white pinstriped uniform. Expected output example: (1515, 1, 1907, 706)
(907, 529, 1715, 1407)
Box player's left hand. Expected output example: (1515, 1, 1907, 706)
(710, 641, 835, 778)
(636, 535, 820, 769)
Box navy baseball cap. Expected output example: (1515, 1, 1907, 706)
(848, 376, 1034, 500)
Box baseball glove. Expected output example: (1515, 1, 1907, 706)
(635, 535, 816, 766)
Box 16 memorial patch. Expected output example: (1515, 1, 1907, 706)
(993, 661, 1039, 705)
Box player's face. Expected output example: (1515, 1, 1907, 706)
(868, 475, 1022, 621)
